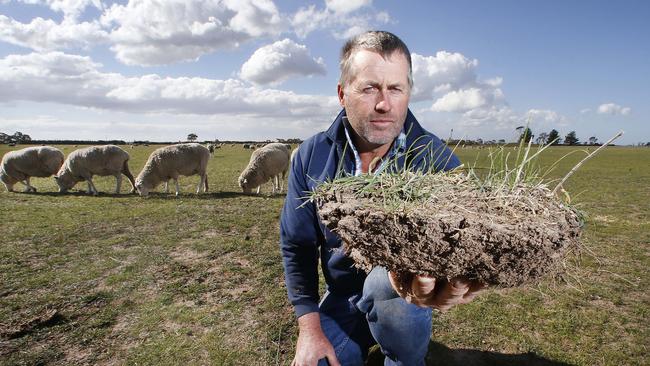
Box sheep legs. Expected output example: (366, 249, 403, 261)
(195, 174, 208, 194)
(174, 178, 180, 196)
(114, 174, 122, 194)
(121, 162, 136, 193)
(85, 178, 99, 195)
(19, 178, 36, 192)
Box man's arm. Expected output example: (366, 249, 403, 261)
(280, 146, 321, 316)
(280, 146, 340, 365)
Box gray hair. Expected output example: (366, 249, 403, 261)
(339, 30, 413, 88)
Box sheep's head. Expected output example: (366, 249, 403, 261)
(134, 178, 151, 197)
(238, 175, 252, 194)
(54, 169, 76, 192)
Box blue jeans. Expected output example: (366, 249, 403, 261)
(318, 267, 433, 366)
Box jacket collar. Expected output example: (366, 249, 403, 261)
(324, 108, 432, 157)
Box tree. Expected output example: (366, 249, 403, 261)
(536, 132, 549, 145)
(187, 133, 198, 142)
(547, 129, 561, 145)
(517, 127, 533, 143)
(564, 131, 579, 145)
(588, 136, 598, 145)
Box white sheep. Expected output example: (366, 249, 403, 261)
(290, 146, 300, 163)
(1, 146, 64, 192)
(55, 145, 136, 195)
(135, 143, 210, 197)
(238, 143, 290, 194)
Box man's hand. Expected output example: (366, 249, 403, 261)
(292, 312, 340, 366)
(389, 272, 486, 312)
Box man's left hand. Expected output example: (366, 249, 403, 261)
(388, 272, 486, 312)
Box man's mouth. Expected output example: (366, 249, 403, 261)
(369, 119, 393, 126)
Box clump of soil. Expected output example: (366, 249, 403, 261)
(314, 172, 582, 287)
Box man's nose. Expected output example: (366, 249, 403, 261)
(375, 89, 392, 113)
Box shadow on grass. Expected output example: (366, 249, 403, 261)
(34, 191, 138, 198)
(366, 341, 573, 366)
(15, 190, 288, 200)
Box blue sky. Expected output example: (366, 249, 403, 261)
(1, 0, 648, 144)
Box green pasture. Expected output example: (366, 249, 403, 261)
(0, 144, 648, 365)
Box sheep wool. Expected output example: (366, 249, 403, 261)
(1, 146, 64, 192)
(135, 143, 210, 197)
(238, 143, 290, 194)
(55, 145, 135, 195)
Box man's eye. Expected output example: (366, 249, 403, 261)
(363, 86, 378, 93)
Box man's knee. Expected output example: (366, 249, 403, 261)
(360, 266, 399, 303)
(356, 267, 432, 365)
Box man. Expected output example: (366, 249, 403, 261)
(280, 31, 485, 366)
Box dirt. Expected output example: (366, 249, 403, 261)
(316, 181, 582, 287)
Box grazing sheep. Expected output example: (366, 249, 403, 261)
(238, 143, 290, 194)
(135, 143, 210, 197)
(207, 143, 215, 155)
(1, 146, 64, 192)
(55, 145, 135, 195)
(290, 146, 299, 163)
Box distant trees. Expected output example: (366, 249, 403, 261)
(536, 132, 549, 145)
(517, 127, 533, 143)
(0, 131, 32, 144)
(564, 131, 579, 145)
(547, 129, 561, 145)
(276, 138, 303, 144)
(187, 133, 198, 142)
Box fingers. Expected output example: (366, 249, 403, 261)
(326, 351, 341, 366)
(459, 281, 488, 304)
(429, 278, 470, 311)
(411, 275, 436, 298)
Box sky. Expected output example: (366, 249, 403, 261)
(0, 0, 648, 145)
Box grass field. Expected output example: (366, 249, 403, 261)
(1, 144, 648, 366)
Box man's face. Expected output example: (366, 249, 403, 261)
(338, 49, 411, 150)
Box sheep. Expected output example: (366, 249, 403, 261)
(55, 145, 136, 195)
(238, 143, 290, 195)
(290, 146, 299, 163)
(1, 146, 64, 192)
(207, 143, 215, 155)
(135, 143, 210, 197)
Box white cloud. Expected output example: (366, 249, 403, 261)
(0, 15, 108, 51)
(431, 88, 499, 113)
(411, 51, 481, 102)
(291, 3, 390, 40)
(0, 52, 339, 118)
(525, 109, 568, 126)
(101, 0, 283, 66)
(325, 0, 372, 14)
(240, 39, 327, 86)
(580, 108, 591, 114)
(597, 103, 631, 116)
(16, 0, 103, 21)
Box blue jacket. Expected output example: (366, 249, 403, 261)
(280, 108, 461, 317)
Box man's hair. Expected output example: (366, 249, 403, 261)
(339, 30, 412, 88)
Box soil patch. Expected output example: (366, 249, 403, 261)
(315, 173, 582, 287)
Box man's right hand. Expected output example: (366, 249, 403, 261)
(292, 312, 340, 366)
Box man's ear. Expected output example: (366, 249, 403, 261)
(337, 83, 345, 108)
